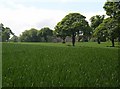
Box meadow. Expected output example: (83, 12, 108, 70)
(2, 42, 120, 87)
(0, 43, 2, 89)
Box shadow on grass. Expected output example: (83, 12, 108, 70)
(106, 46, 120, 48)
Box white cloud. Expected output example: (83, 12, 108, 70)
(0, 0, 106, 36)
(0, 5, 106, 36)
(0, 6, 67, 36)
(46, 0, 106, 3)
(0, 0, 106, 4)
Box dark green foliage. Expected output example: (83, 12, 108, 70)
(10, 35, 19, 42)
(90, 15, 105, 31)
(20, 28, 40, 42)
(55, 13, 91, 46)
(39, 27, 53, 42)
(90, 15, 105, 44)
(103, 1, 120, 19)
(94, 17, 119, 47)
(103, 1, 120, 44)
(0, 23, 14, 42)
(20, 27, 53, 42)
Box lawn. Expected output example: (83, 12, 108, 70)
(2, 42, 120, 87)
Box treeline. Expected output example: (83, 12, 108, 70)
(0, 1, 120, 47)
(19, 27, 53, 42)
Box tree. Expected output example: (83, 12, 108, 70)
(77, 21, 92, 42)
(0, 23, 14, 42)
(90, 15, 105, 44)
(103, 1, 120, 42)
(0, 23, 3, 42)
(20, 30, 30, 42)
(40, 27, 53, 42)
(37, 30, 42, 42)
(54, 22, 70, 43)
(94, 17, 119, 47)
(10, 35, 19, 42)
(55, 13, 89, 46)
(20, 28, 39, 42)
(29, 28, 38, 42)
(103, 1, 120, 19)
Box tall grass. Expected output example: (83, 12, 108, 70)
(2, 42, 119, 87)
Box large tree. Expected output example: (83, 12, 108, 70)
(103, 1, 120, 42)
(55, 13, 89, 46)
(94, 17, 119, 47)
(90, 15, 105, 44)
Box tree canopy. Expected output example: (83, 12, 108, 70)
(103, 1, 120, 19)
(39, 27, 53, 42)
(90, 15, 105, 44)
(0, 23, 14, 42)
(94, 17, 119, 47)
(55, 13, 90, 46)
(20, 28, 39, 42)
(20, 27, 53, 42)
(101, 1, 120, 46)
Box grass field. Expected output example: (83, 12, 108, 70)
(0, 43, 2, 89)
(2, 42, 120, 87)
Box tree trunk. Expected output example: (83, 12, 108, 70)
(77, 31, 80, 42)
(62, 37, 66, 43)
(72, 32, 75, 46)
(118, 35, 120, 42)
(44, 35, 48, 42)
(111, 38, 115, 47)
(44, 37, 48, 42)
(97, 37, 101, 44)
(78, 36, 81, 42)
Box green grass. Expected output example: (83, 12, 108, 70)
(0, 43, 2, 89)
(2, 42, 120, 87)
(16, 42, 119, 48)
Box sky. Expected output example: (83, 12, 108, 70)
(0, 0, 107, 36)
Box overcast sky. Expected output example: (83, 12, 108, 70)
(0, 0, 106, 36)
